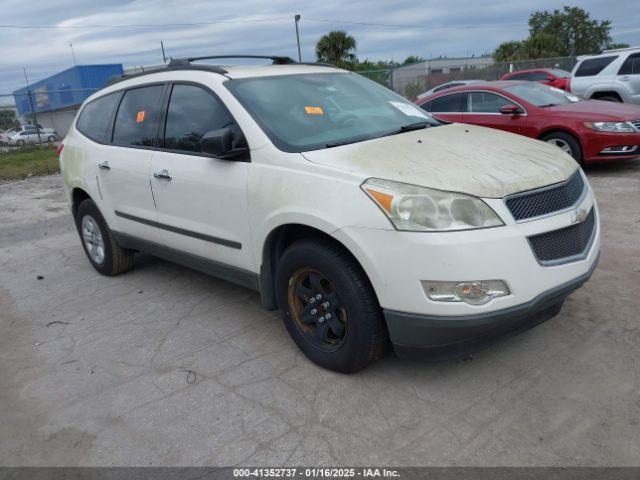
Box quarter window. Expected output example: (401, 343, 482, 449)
(469, 92, 513, 113)
(76, 92, 119, 143)
(163, 84, 234, 153)
(112, 85, 164, 147)
(429, 93, 466, 112)
(575, 56, 618, 77)
(618, 53, 640, 75)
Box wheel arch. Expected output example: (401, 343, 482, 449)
(590, 90, 623, 102)
(71, 187, 93, 218)
(259, 223, 371, 311)
(537, 128, 584, 151)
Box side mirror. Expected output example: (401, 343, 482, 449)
(201, 127, 248, 159)
(499, 104, 524, 115)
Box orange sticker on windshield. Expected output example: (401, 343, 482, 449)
(304, 106, 324, 115)
(136, 111, 145, 123)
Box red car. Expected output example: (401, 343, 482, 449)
(501, 68, 571, 90)
(416, 81, 640, 164)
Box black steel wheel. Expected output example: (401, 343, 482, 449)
(287, 267, 348, 352)
(275, 238, 387, 373)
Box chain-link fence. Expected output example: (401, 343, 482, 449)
(358, 56, 577, 99)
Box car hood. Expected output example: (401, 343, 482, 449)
(546, 99, 640, 119)
(301, 123, 578, 199)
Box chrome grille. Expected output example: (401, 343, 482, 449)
(505, 171, 585, 221)
(528, 208, 596, 265)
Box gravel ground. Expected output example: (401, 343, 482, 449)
(0, 162, 639, 467)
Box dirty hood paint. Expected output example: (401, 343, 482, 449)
(301, 123, 578, 198)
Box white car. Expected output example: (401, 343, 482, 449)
(8, 127, 58, 145)
(569, 46, 640, 104)
(60, 56, 600, 372)
(416, 80, 485, 100)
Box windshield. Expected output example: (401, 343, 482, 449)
(226, 72, 439, 152)
(503, 82, 581, 107)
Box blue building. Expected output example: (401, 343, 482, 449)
(13, 64, 123, 136)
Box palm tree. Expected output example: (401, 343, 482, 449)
(315, 30, 358, 69)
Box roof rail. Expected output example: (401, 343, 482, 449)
(602, 45, 640, 53)
(174, 55, 296, 65)
(104, 54, 336, 87)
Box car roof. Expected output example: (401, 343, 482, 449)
(418, 80, 527, 101)
(504, 68, 550, 74)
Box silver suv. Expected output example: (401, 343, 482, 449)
(569, 46, 640, 104)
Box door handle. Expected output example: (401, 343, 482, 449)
(153, 169, 172, 180)
(620, 76, 631, 81)
(97, 161, 110, 170)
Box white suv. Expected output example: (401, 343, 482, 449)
(60, 56, 600, 372)
(569, 46, 640, 104)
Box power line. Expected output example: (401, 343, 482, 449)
(0, 16, 635, 32)
(0, 17, 291, 29)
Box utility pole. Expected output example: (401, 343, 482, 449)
(294, 14, 302, 62)
(22, 67, 41, 143)
(69, 43, 77, 65)
(161, 41, 167, 63)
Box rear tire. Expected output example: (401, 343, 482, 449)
(275, 238, 387, 373)
(542, 132, 582, 163)
(75, 199, 135, 276)
(47, 135, 56, 142)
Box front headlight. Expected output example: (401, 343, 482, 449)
(584, 121, 635, 133)
(362, 178, 504, 232)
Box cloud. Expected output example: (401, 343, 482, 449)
(0, 0, 637, 95)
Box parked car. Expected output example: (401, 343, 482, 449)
(569, 46, 640, 104)
(501, 68, 571, 90)
(60, 56, 599, 372)
(7, 127, 58, 145)
(0, 128, 18, 144)
(417, 80, 640, 164)
(416, 80, 484, 100)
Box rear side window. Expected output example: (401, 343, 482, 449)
(113, 85, 164, 147)
(618, 53, 640, 75)
(163, 84, 234, 153)
(507, 72, 531, 80)
(429, 93, 466, 112)
(575, 56, 618, 77)
(529, 71, 551, 81)
(76, 92, 119, 143)
(469, 92, 513, 113)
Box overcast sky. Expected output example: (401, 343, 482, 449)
(0, 0, 638, 96)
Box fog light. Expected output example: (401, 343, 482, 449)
(600, 145, 638, 154)
(422, 280, 510, 305)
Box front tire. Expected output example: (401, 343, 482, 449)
(75, 199, 135, 276)
(542, 132, 582, 163)
(275, 238, 387, 373)
(47, 135, 56, 142)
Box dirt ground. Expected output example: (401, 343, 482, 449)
(1, 162, 639, 466)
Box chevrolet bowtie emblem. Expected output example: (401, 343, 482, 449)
(572, 208, 588, 224)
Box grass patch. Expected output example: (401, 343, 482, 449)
(0, 146, 60, 181)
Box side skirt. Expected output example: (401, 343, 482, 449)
(112, 232, 260, 292)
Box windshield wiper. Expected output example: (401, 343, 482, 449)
(381, 121, 433, 138)
(325, 121, 434, 148)
(326, 136, 371, 148)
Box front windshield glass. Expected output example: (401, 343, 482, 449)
(226, 72, 439, 152)
(503, 82, 581, 107)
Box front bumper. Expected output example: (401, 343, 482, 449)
(581, 129, 640, 163)
(386, 252, 599, 361)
